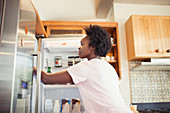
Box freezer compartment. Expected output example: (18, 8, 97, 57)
(42, 84, 85, 113)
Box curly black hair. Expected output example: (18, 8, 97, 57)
(84, 25, 111, 57)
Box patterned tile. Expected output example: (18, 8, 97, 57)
(129, 61, 170, 103)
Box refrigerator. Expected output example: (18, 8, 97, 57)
(41, 35, 85, 113)
(0, 0, 41, 112)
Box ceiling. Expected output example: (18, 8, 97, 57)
(26, 0, 170, 21)
(33, 0, 101, 21)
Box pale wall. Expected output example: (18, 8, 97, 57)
(113, 3, 170, 104)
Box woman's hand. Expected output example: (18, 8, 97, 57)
(41, 70, 49, 84)
(32, 66, 37, 76)
(32, 66, 48, 83)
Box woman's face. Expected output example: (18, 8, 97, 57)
(78, 36, 94, 60)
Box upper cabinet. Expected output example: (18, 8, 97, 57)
(159, 16, 170, 57)
(125, 15, 170, 61)
(42, 21, 122, 79)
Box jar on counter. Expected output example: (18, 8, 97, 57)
(68, 56, 74, 66)
(75, 56, 81, 64)
(54, 56, 62, 67)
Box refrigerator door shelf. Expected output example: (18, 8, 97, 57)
(43, 84, 78, 90)
(45, 64, 72, 69)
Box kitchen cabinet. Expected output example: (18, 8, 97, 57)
(41, 21, 122, 78)
(159, 16, 170, 57)
(125, 15, 170, 61)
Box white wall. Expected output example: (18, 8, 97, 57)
(113, 3, 170, 104)
(85, 5, 115, 22)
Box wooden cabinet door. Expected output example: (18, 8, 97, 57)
(133, 16, 163, 57)
(159, 17, 170, 57)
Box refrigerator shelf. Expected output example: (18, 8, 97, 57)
(43, 84, 78, 90)
(45, 66, 71, 69)
(45, 66, 72, 73)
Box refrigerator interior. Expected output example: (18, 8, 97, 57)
(41, 37, 85, 113)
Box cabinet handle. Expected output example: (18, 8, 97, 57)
(25, 25, 28, 34)
(155, 49, 159, 53)
(167, 49, 170, 53)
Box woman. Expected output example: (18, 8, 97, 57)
(35, 25, 133, 113)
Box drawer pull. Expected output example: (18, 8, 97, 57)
(155, 49, 159, 53)
(167, 49, 170, 53)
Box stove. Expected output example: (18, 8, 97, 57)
(132, 102, 170, 113)
(139, 109, 170, 113)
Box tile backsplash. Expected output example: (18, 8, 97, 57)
(129, 61, 170, 103)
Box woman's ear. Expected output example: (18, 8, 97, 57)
(91, 46, 95, 51)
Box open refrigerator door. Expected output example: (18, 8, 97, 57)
(14, 51, 42, 113)
(0, 0, 43, 112)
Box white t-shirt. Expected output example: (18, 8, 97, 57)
(67, 59, 133, 113)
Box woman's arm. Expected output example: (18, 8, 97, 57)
(41, 70, 73, 84)
(33, 66, 73, 84)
